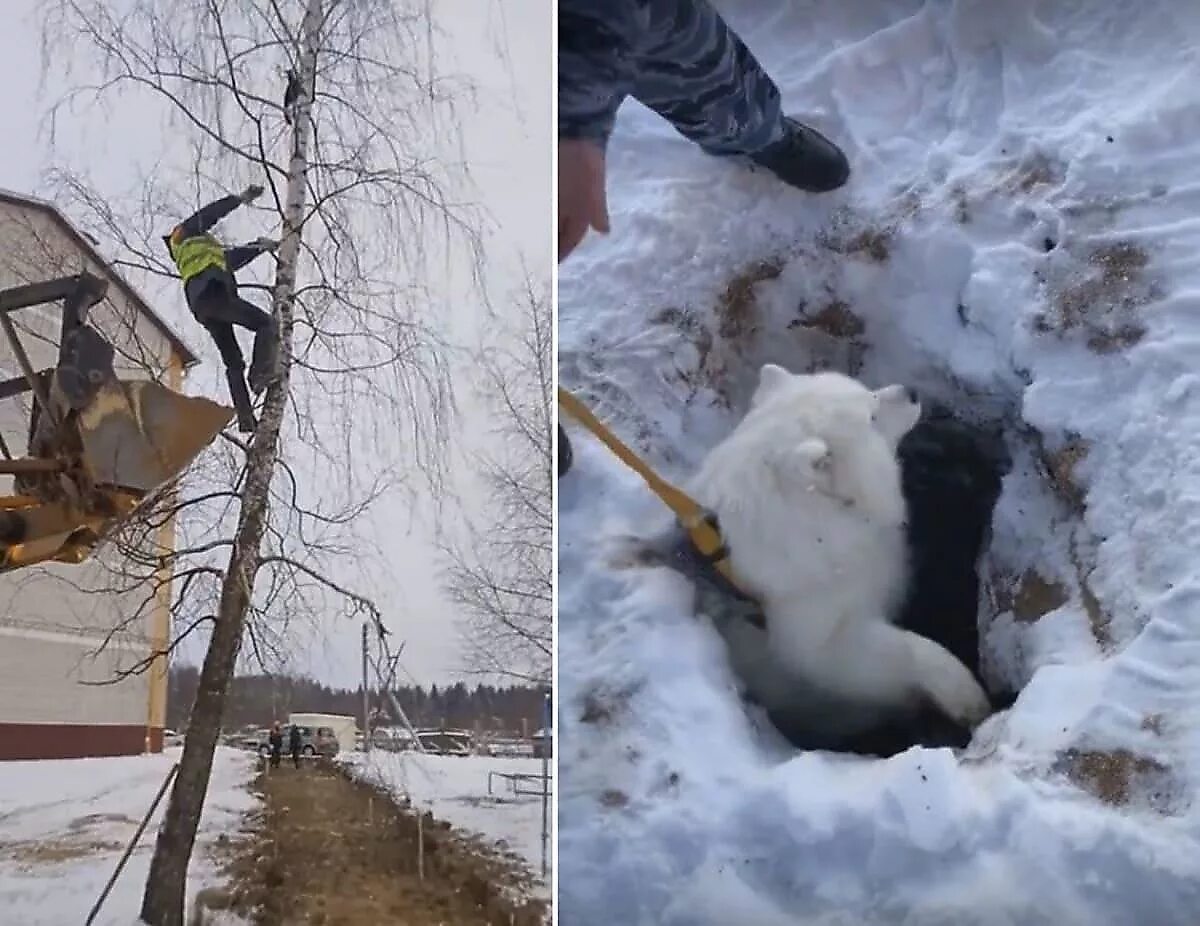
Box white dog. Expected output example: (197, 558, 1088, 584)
(679, 364, 993, 744)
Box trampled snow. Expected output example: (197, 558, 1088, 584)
(344, 751, 552, 897)
(0, 746, 256, 925)
(557, 1, 1200, 923)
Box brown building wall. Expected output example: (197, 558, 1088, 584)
(0, 723, 162, 760)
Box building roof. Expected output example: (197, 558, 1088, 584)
(0, 188, 199, 367)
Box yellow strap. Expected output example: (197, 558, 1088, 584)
(558, 386, 749, 594)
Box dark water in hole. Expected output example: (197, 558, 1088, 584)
(781, 406, 1016, 757)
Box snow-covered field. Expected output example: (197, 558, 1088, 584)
(0, 747, 255, 926)
(345, 751, 551, 892)
(558, 1, 1200, 923)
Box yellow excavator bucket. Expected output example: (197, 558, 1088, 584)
(0, 382, 233, 572)
(0, 273, 236, 571)
(77, 378, 234, 494)
(0, 379, 233, 572)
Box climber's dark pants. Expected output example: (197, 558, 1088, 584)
(186, 270, 277, 427)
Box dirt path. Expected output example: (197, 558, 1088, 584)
(211, 758, 547, 925)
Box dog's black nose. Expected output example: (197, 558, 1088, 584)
(905, 386, 919, 404)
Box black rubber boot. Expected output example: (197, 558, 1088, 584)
(748, 117, 850, 193)
(225, 366, 257, 433)
(558, 423, 573, 478)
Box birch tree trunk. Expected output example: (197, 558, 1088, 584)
(138, 2, 322, 922)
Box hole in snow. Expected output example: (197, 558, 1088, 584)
(642, 230, 1118, 760)
(572, 195, 1184, 810)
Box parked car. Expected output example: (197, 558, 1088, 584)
(163, 729, 184, 748)
(230, 727, 267, 751)
(415, 730, 472, 757)
(486, 738, 535, 758)
(370, 728, 410, 752)
(255, 724, 338, 758)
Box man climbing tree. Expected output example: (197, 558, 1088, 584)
(163, 184, 281, 432)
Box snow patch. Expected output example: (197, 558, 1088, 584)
(0, 747, 256, 926)
(558, 0, 1200, 921)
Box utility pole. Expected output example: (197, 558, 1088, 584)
(371, 629, 425, 754)
(361, 621, 371, 753)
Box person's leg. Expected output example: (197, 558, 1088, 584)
(226, 296, 279, 394)
(630, 0, 848, 191)
(191, 276, 278, 394)
(631, 0, 784, 155)
(204, 322, 256, 433)
(558, 0, 640, 145)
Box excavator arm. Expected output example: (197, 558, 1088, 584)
(0, 273, 233, 571)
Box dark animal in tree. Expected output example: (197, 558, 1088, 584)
(283, 69, 302, 125)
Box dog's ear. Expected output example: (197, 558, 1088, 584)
(771, 437, 832, 488)
(756, 363, 792, 399)
(785, 437, 863, 507)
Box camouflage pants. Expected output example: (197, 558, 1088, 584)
(559, 0, 786, 154)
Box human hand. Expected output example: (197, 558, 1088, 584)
(240, 184, 265, 204)
(558, 138, 609, 262)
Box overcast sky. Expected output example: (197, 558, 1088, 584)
(0, 0, 551, 689)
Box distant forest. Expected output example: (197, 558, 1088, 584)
(166, 665, 549, 735)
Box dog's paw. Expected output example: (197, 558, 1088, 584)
(951, 678, 994, 730)
(909, 634, 995, 731)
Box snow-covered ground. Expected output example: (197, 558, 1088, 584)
(558, 1, 1200, 923)
(345, 751, 551, 893)
(0, 747, 256, 926)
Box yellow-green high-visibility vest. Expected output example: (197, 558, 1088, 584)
(168, 228, 227, 282)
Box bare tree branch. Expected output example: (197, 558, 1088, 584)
(442, 278, 552, 686)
